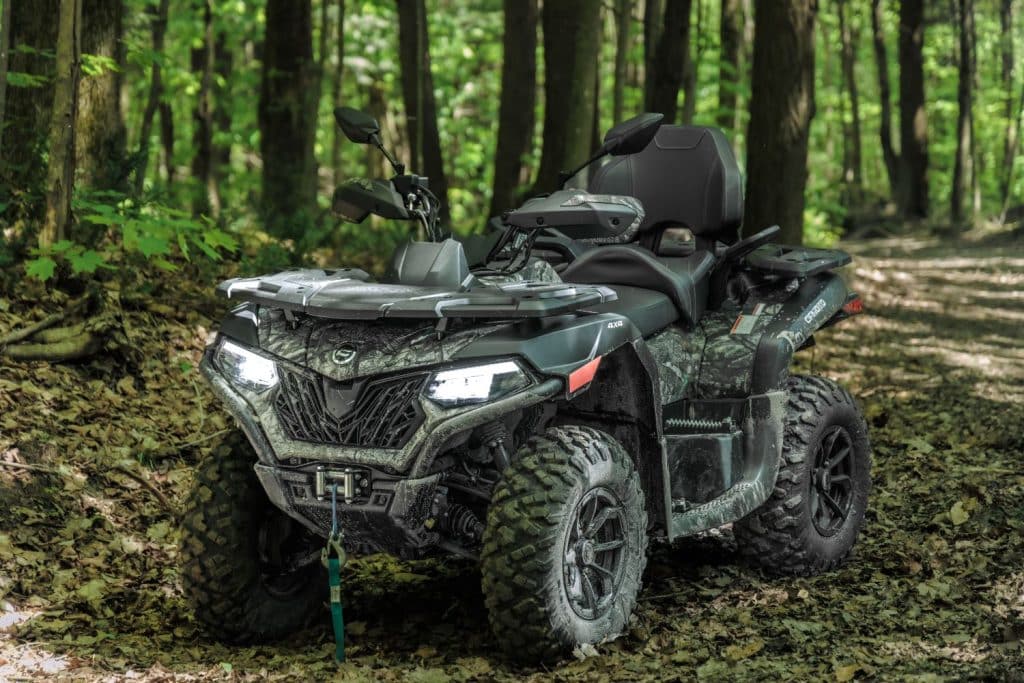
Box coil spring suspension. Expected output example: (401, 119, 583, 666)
(665, 417, 736, 433)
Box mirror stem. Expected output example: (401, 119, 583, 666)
(559, 148, 609, 190)
(371, 133, 405, 175)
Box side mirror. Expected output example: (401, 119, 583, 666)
(602, 112, 664, 156)
(334, 107, 381, 144)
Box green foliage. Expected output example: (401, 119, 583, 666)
(80, 54, 120, 77)
(25, 192, 237, 282)
(5, 71, 49, 88)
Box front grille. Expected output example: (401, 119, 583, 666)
(274, 369, 427, 448)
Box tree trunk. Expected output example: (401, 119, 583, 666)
(646, 0, 692, 123)
(897, 0, 928, 219)
(0, 0, 13, 166)
(681, 0, 700, 124)
(837, 0, 862, 196)
(134, 0, 169, 195)
(396, 0, 449, 224)
(259, 0, 318, 240)
(870, 0, 898, 197)
(744, 0, 817, 245)
(365, 83, 389, 180)
(76, 0, 125, 192)
(489, 0, 537, 218)
(717, 0, 743, 132)
(643, 0, 664, 109)
(191, 0, 214, 216)
(532, 0, 602, 194)
(951, 0, 974, 225)
(612, 0, 632, 124)
(999, 0, 1018, 210)
(212, 27, 232, 213)
(159, 100, 174, 183)
(331, 0, 345, 184)
(1002, 83, 1024, 218)
(40, 0, 81, 248)
(2, 0, 59, 205)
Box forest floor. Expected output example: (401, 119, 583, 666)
(1, 231, 1023, 681)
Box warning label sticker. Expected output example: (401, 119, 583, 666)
(730, 303, 766, 335)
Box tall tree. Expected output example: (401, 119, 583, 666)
(718, 0, 744, 132)
(612, 0, 632, 124)
(41, 0, 81, 248)
(135, 0, 169, 195)
(897, 0, 928, 218)
(2, 0, 58, 203)
(489, 0, 537, 218)
(212, 27, 232, 211)
(192, 0, 215, 216)
(643, 0, 664, 108)
(533, 0, 602, 194)
(951, 0, 975, 224)
(331, 0, 346, 184)
(837, 0, 863, 195)
(646, 0, 693, 123)
(681, 0, 700, 124)
(0, 0, 12, 166)
(744, 0, 817, 245)
(999, 0, 1019, 210)
(870, 0, 898, 196)
(77, 0, 125, 192)
(396, 0, 450, 223)
(259, 0, 319, 240)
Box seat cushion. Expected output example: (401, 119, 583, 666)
(591, 285, 678, 336)
(560, 246, 715, 327)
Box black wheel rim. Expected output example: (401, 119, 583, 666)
(809, 425, 855, 537)
(257, 511, 319, 598)
(563, 487, 627, 620)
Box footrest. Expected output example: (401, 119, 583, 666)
(667, 431, 743, 508)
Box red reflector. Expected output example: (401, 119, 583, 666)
(568, 356, 602, 393)
(842, 297, 864, 315)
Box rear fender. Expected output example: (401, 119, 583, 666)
(749, 272, 850, 393)
(697, 272, 850, 398)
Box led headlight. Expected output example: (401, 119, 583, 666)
(425, 360, 531, 407)
(215, 339, 279, 393)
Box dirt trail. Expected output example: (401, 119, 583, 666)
(0, 237, 1022, 681)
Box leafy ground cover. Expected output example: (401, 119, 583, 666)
(0, 234, 1022, 681)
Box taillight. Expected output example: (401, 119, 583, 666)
(842, 297, 864, 315)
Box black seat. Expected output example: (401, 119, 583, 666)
(561, 246, 715, 328)
(590, 285, 678, 336)
(587, 125, 744, 243)
(558, 124, 742, 330)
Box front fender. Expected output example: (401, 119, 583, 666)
(454, 312, 641, 398)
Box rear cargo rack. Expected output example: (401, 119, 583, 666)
(743, 244, 851, 279)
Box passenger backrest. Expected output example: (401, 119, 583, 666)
(587, 125, 744, 244)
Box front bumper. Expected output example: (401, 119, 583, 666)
(200, 347, 562, 543)
(253, 461, 442, 554)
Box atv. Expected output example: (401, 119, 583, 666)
(180, 108, 871, 663)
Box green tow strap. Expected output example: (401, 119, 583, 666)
(322, 484, 347, 663)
